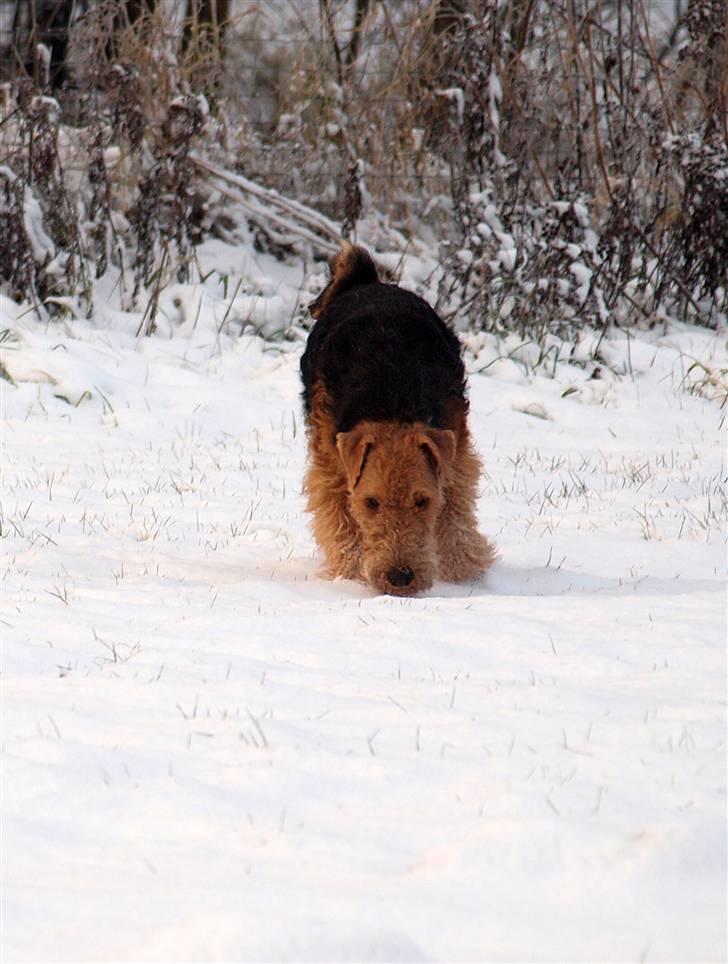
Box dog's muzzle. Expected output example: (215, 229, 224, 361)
(387, 566, 415, 588)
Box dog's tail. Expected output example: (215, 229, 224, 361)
(308, 242, 379, 319)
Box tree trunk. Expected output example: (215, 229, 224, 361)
(108, 0, 157, 60)
(345, 0, 373, 69)
(183, 0, 230, 55)
(14, 0, 73, 90)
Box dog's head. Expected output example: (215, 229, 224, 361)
(336, 420, 455, 596)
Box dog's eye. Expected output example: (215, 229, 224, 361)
(365, 497, 380, 512)
(414, 496, 430, 510)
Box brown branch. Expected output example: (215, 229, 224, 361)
(320, 0, 343, 86)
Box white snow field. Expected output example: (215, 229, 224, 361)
(1, 244, 726, 964)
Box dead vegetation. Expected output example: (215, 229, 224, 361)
(0, 0, 725, 339)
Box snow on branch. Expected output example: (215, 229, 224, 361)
(191, 156, 342, 256)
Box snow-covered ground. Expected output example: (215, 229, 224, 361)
(1, 244, 726, 963)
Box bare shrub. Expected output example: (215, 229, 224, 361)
(0, 2, 218, 323)
(0, 0, 725, 345)
(419, 0, 727, 335)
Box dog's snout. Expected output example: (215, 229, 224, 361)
(387, 566, 414, 588)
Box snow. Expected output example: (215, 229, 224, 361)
(570, 261, 593, 305)
(434, 88, 465, 125)
(1, 242, 726, 963)
(0, 166, 55, 265)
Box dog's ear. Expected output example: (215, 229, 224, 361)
(418, 428, 456, 478)
(336, 426, 374, 489)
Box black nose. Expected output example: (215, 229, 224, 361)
(388, 567, 414, 588)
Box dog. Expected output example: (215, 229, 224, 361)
(300, 242, 495, 596)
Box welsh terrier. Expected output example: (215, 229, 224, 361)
(301, 242, 495, 596)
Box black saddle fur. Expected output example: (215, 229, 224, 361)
(301, 261, 467, 435)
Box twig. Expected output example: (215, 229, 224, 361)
(193, 156, 341, 239)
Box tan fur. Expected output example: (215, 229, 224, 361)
(308, 241, 375, 319)
(304, 382, 363, 580)
(304, 384, 496, 595)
